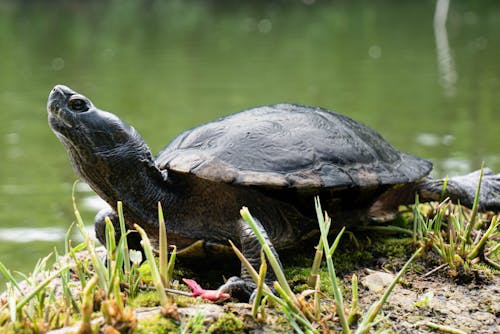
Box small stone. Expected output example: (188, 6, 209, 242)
(471, 311, 494, 324)
(361, 271, 396, 293)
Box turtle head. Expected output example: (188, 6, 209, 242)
(47, 85, 164, 207)
(47, 85, 140, 153)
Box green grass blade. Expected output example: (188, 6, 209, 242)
(228, 240, 272, 295)
(64, 222, 75, 255)
(329, 226, 345, 257)
(439, 176, 449, 202)
(166, 246, 177, 287)
(79, 275, 98, 333)
(72, 183, 108, 291)
(420, 321, 467, 334)
(308, 240, 323, 287)
(134, 224, 169, 307)
(7, 283, 16, 322)
(110, 235, 127, 290)
(105, 217, 117, 284)
(158, 202, 169, 288)
(348, 274, 359, 326)
(229, 240, 260, 283)
(313, 274, 321, 321)
(252, 251, 267, 319)
(117, 201, 131, 275)
(240, 207, 298, 307)
(315, 197, 351, 334)
(461, 164, 484, 253)
(0, 262, 23, 294)
(412, 194, 421, 241)
(468, 215, 499, 261)
(31, 253, 53, 279)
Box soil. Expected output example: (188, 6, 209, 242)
(353, 270, 499, 333)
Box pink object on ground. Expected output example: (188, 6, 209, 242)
(182, 278, 230, 301)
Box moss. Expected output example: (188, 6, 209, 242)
(172, 294, 198, 308)
(128, 283, 198, 309)
(487, 239, 499, 262)
(284, 266, 351, 299)
(207, 312, 243, 334)
(332, 249, 373, 274)
(285, 266, 310, 289)
(129, 291, 161, 308)
(371, 237, 416, 259)
(135, 314, 179, 334)
(407, 262, 426, 275)
(180, 312, 207, 333)
(137, 260, 155, 285)
(367, 237, 418, 271)
(471, 263, 497, 279)
(284, 245, 376, 297)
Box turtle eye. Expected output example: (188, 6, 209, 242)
(68, 98, 88, 112)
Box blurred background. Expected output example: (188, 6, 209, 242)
(0, 0, 499, 283)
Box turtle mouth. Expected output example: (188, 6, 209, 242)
(48, 106, 74, 130)
(47, 86, 74, 129)
(48, 106, 73, 127)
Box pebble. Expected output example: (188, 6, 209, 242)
(360, 271, 395, 293)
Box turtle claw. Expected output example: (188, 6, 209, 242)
(216, 276, 255, 302)
(182, 278, 231, 302)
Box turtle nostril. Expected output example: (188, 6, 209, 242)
(52, 86, 63, 95)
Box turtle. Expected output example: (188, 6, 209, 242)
(47, 85, 500, 299)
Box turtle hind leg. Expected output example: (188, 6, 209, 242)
(418, 168, 500, 211)
(217, 218, 279, 301)
(368, 183, 418, 222)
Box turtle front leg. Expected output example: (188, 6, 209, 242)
(94, 208, 144, 254)
(418, 168, 500, 211)
(217, 218, 280, 301)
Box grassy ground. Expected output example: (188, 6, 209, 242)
(0, 197, 498, 334)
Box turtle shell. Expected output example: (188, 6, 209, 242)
(157, 104, 432, 189)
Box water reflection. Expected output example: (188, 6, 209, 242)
(0, 227, 65, 243)
(0, 225, 94, 244)
(434, 0, 457, 97)
(415, 133, 455, 147)
(81, 195, 109, 212)
(440, 157, 472, 174)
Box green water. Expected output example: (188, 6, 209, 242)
(0, 0, 499, 282)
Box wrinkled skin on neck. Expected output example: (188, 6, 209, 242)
(47, 85, 167, 230)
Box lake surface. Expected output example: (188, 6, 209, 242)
(0, 0, 499, 283)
